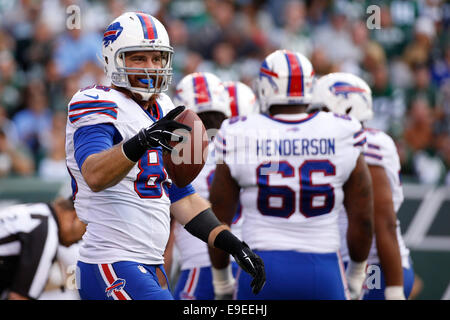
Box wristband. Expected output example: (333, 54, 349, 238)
(212, 265, 234, 284)
(385, 286, 405, 300)
(122, 132, 147, 162)
(346, 259, 367, 277)
(346, 259, 367, 300)
(212, 265, 235, 296)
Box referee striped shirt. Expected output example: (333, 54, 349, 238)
(0, 203, 59, 299)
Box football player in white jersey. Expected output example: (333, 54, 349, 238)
(0, 197, 85, 300)
(166, 73, 258, 300)
(65, 12, 265, 300)
(208, 49, 374, 300)
(311, 72, 414, 300)
(222, 81, 260, 116)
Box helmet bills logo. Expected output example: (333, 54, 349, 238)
(329, 82, 366, 99)
(103, 22, 123, 47)
(105, 278, 126, 297)
(259, 61, 279, 93)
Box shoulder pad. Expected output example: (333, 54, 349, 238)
(68, 86, 118, 126)
(157, 93, 176, 117)
(364, 130, 396, 163)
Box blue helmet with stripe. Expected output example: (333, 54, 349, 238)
(102, 12, 173, 100)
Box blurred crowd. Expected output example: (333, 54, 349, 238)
(0, 0, 449, 185)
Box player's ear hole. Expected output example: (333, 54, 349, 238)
(345, 107, 352, 114)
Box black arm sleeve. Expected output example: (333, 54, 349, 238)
(184, 208, 222, 244)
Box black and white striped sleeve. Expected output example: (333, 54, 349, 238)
(10, 213, 59, 299)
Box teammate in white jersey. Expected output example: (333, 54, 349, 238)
(166, 73, 258, 300)
(222, 81, 260, 116)
(311, 72, 414, 300)
(0, 198, 85, 300)
(65, 12, 265, 300)
(208, 50, 374, 300)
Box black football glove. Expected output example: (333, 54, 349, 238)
(137, 105, 191, 152)
(232, 242, 266, 295)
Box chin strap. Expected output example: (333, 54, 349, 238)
(130, 89, 152, 102)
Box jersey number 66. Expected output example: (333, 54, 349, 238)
(256, 160, 336, 218)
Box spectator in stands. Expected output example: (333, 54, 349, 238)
(0, 104, 34, 177)
(198, 41, 240, 81)
(0, 127, 34, 178)
(343, 20, 370, 70)
(77, 60, 105, 90)
(0, 50, 25, 116)
(167, 19, 190, 86)
(233, 0, 273, 54)
(366, 62, 406, 139)
(437, 134, 450, 185)
(310, 47, 336, 76)
(38, 111, 69, 182)
(0, 0, 40, 71)
(403, 97, 445, 185)
(403, 16, 436, 68)
(187, 0, 239, 60)
(44, 58, 65, 111)
(312, 3, 355, 66)
(306, 0, 329, 28)
(405, 63, 439, 112)
(435, 82, 450, 184)
(165, 0, 210, 31)
(53, 27, 102, 78)
(264, 0, 291, 28)
(370, 4, 407, 60)
(362, 41, 387, 74)
(180, 51, 204, 76)
(0, 105, 19, 144)
(12, 80, 52, 160)
(431, 43, 450, 88)
(404, 97, 435, 153)
(269, 0, 313, 58)
(24, 19, 54, 78)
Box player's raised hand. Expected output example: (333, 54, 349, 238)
(138, 105, 191, 152)
(232, 242, 266, 295)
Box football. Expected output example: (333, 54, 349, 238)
(163, 109, 209, 188)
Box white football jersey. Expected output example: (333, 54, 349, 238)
(215, 112, 366, 253)
(174, 142, 242, 270)
(338, 128, 410, 267)
(65, 85, 176, 265)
